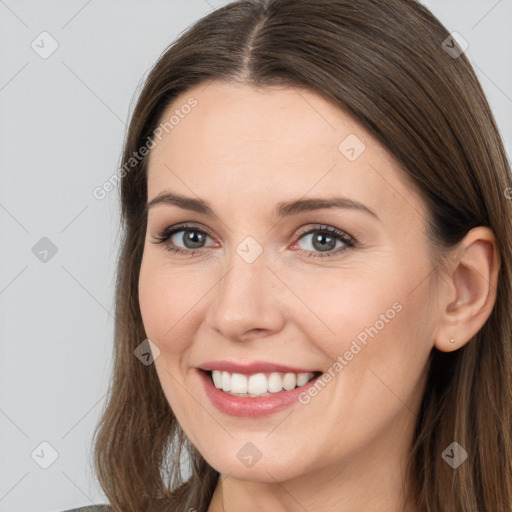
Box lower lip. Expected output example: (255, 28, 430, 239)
(197, 369, 321, 417)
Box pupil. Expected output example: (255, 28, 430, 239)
(184, 231, 205, 248)
(313, 233, 335, 252)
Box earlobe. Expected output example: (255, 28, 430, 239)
(433, 226, 500, 353)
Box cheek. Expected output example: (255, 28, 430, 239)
(138, 255, 192, 357)
(282, 265, 403, 356)
(139, 259, 167, 339)
(285, 274, 433, 466)
(138, 257, 203, 424)
(297, 256, 434, 391)
(327, 274, 434, 423)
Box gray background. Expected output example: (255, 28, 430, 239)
(1, 1, 510, 510)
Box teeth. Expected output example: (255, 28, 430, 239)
(296, 373, 310, 386)
(282, 373, 296, 391)
(231, 373, 248, 394)
(221, 371, 231, 391)
(268, 372, 282, 393)
(210, 370, 316, 397)
(248, 373, 267, 395)
(212, 370, 222, 388)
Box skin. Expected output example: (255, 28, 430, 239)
(138, 81, 500, 511)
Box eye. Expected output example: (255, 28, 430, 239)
(151, 223, 217, 256)
(292, 224, 355, 258)
(151, 222, 356, 259)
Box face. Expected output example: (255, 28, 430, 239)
(139, 81, 439, 483)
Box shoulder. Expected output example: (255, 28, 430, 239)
(58, 506, 109, 512)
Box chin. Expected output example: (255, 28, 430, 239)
(197, 441, 313, 483)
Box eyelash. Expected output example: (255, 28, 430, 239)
(151, 222, 356, 259)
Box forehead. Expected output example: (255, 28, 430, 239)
(146, 81, 425, 224)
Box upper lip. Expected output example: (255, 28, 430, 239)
(197, 360, 320, 374)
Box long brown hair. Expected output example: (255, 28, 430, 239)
(91, 1, 512, 510)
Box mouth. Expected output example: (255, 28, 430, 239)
(196, 366, 324, 417)
(203, 369, 322, 397)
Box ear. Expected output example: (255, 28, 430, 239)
(433, 226, 500, 352)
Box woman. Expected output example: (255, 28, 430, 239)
(65, 0, 512, 510)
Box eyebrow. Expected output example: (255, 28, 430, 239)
(146, 191, 379, 221)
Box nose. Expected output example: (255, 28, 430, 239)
(204, 253, 286, 342)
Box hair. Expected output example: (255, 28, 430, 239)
(90, 1, 512, 510)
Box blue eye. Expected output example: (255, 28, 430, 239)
(151, 223, 355, 259)
(151, 223, 216, 256)
(294, 225, 355, 258)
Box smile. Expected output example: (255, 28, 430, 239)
(210, 370, 318, 397)
(196, 362, 323, 417)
